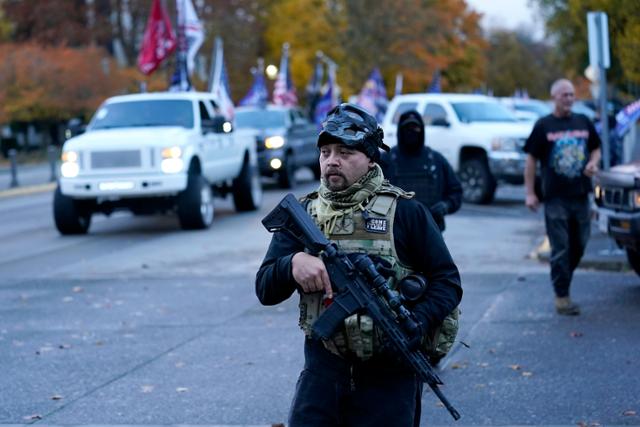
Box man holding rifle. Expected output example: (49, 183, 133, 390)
(255, 103, 462, 426)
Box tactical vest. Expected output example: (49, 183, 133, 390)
(299, 184, 412, 360)
(299, 183, 460, 362)
(390, 149, 442, 209)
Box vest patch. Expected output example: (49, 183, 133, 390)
(364, 217, 388, 233)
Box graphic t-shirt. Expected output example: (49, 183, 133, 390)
(524, 113, 601, 199)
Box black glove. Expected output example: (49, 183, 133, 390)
(406, 322, 423, 351)
(430, 201, 448, 218)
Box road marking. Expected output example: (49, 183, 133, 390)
(0, 182, 55, 199)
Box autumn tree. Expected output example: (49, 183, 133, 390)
(263, 0, 487, 98)
(533, 0, 640, 96)
(0, 43, 140, 124)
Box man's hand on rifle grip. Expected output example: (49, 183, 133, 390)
(291, 252, 333, 299)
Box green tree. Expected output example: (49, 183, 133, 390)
(485, 29, 562, 98)
(533, 0, 640, 96)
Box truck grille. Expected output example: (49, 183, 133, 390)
(90, 150, 142, 169)
(601, 187, 633, 211)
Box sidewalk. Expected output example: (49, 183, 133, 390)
(0, 161, 56, 197)
(534, 222, 629, 272)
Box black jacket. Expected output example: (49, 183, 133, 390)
(255, 197, 462, 333)
(380, 111, 462, 231)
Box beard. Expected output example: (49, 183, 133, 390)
(323, 170, 348, 191)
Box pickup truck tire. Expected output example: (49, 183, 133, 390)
(278, 154, 296, 189)
(53, 186, 92, 235)
(177, 174, 214, 230)
(232, 157, 262, 212)
(459, 158, 496, 204)
(626, 248, 640, 276)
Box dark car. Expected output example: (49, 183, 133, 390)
(235, 105, 320, 188)
(594, 162, 640, 275)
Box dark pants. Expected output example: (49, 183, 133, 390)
(289, 338, 421, 427)
(544, 196, 591, 298)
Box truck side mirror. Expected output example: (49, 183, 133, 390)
(203, 116, 231, 134)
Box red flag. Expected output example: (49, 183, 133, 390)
(137, 0, 177, 75)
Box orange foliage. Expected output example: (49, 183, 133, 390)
(0, 43, 146, 123)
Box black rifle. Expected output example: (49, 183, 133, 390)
(262, 193, 460, 421)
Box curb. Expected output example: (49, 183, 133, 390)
(533, 234, 629, 272)
(0, 182, 56, 199)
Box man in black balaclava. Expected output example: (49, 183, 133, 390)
(381, 110, 462, 231)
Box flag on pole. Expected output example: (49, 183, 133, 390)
(355, 68, 388, 122)
(306, 54, 324, 120)
(168, 0, 192, 91)
(177, 0, 204, 76)
(273, 43, 298, 107)
(394, 73, 403, 97)
(427, 69, 441, 93)
(239, 59, 268, 107)
(169, 57, 191, 91)
(137, 0, 176, 75)
(210, 37, 235, 120)
(314, 64, 338, 128)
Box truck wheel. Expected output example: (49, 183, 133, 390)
(53, 186, 92, 235)
(626, 248, 640, 276)
(232, 157, 262, 212)
(278, 154, 296, 189)
(177, 174, 214, 230)
(459, 158, 496, 204)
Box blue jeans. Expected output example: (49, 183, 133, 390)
(544, 196, 591, 297)
(289, 338, 421, 427)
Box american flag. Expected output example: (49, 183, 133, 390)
(176, 0, 204, 76)
(273, 43, 298, 107)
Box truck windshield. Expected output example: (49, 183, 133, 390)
(235, 110, 287, 129)
(89, 100, 194, 130)
(451, 102, 517, 123)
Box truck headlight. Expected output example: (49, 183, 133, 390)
(594, 185, 602, 204)
(265, 136, 285, 149)
(632, 190, 640, 209)
(161, 146, 183, 174)
(60, 150, 79, 178)
(491, 137, 518, 151)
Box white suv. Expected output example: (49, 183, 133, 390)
(54, 92, 262, 234)
(381, 94, 533, 204)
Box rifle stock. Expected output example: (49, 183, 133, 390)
(262, 193, 460, 421)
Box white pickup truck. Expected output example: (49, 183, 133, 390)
(381, 94, 533, 204)
(54, 92, 262, 234)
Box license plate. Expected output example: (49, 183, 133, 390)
(99, 181, 135, 191)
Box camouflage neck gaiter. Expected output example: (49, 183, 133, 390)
(316, 164, 384, 235)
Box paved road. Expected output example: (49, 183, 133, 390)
(0, 179, 638, 426)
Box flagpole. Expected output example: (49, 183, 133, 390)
(208, 37, 222, 93)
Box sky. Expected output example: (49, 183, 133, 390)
(465, 0, 545, 40)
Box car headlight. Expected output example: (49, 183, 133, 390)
(265, 136, 285, 149)
(60, 150, 79, 178)
(491, 137, 518, 151)
(161, 146, 183, 174)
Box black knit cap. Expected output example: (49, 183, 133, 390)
(317, 103, 390, 161)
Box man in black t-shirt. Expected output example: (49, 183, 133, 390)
(524, 79, 601, 315)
